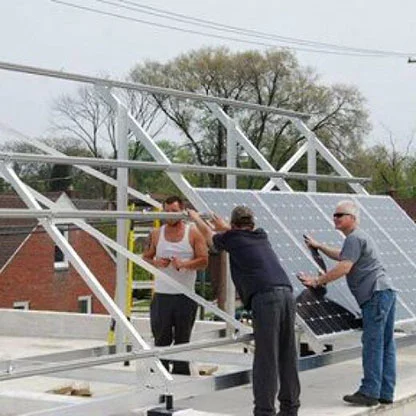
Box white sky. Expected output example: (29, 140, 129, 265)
(1, 0, 416, 152)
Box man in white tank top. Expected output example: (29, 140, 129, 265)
(143, 196, 208, 374)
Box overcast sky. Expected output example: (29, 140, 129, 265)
(1, 0, 415, 153)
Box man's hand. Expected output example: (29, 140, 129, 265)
(211, 213, 231, 232)
(153, 257, 171, 268)
(170, 256, 185, 271)
(187, 209, 201, 222)
(303, 234, 320, 250)
(297, 272, 318, 288)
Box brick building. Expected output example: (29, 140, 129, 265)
(0, 192, 116, 314)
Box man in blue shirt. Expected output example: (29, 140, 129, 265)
(189, 206, 300, 416)
(298, 200, 396, 407)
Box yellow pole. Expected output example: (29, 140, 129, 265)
(107, 203, 135, 347)
(126, 204, 135, 318)
(151, 206, 162, 298)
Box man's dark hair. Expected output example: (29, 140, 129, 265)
(163, 195, 183, 208)
(231, 205, 255, 228)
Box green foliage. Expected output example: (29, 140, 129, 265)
(130, 47, 371, 190)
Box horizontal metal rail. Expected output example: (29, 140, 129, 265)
(0, 334, 253, 382)
(0, 151, 371, 184)
(0, 61, 310, 120)
(0, 209, 210, 220)
(2, 332, 415, 383)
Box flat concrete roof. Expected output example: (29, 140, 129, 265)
(1, 310, 416, 416)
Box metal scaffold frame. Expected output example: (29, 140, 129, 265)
(0, 61, 371, 415)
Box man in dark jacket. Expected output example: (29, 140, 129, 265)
(189, 206, 300, 416)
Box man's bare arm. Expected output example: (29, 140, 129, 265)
(298, 259, 353, 288)
(187, 209, 215, 248)
(142, 229, 170, 268)
(304, 234, 341, 261)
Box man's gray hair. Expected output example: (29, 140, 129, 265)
(336, 200, 360, 223)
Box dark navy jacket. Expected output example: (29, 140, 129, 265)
(213, 228, 292, 309)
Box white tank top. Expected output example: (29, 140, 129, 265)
(154, 223, 197, 294)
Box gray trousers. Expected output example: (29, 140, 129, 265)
(251, 287, 301, 416)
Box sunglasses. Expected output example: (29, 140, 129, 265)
(333, 212, 351, 218)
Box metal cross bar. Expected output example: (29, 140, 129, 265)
(0, 164, 173, 381)
(0, 334, 253, 382)
(0, 209, 211, 220)
(0, 61, 310, 121)
(0, 152, 371, 184)
(26, 185, 251, 334)
(0, 122, 162, 208)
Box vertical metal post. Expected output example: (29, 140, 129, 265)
(226, 122, 237, 189)
(307, 134, 317, 192)
(96, 87, 210, 212)
(225, 123, 236, 329)
(115, 104, 129, 350)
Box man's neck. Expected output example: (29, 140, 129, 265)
(166, 220, 185, 232)
(343, 226, 357, 236)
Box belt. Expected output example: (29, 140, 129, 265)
(256, 285, 292, 296)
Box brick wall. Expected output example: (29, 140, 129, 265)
(0, 226, 116, 314)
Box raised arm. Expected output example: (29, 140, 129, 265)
(187, 209, 216, 248)
(304, 234, 341, 261)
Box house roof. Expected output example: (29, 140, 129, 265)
(0, 192, 112, 269)
(394, 198, 416, 221)
(0, 194, 38, 270)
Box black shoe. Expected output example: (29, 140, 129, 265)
(343, 392, 379, 406)
(379, 398, 393, 405)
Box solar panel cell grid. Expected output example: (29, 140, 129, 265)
(196, 190, 416, 337)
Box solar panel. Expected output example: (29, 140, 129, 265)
(258, 192, 360, 315)
(354, 196, 416, 317)
(196, 189, 416, 338)
(197, 189, 362, 336)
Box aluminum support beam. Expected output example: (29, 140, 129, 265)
(226, 116, 237, 189)
(0, 334, 252, 381)
(307, 134, 317, 192)
(0, 122, 161, 208)
(74, 219, 250, 333)
(24, 186, 250, 334)
(262, 142, 308, 191)
(96, 87, 210, 212)
(115, 102, 129, 348)
(0, 151, 371, 184)
(291, 119, 369, 194)
(224, 111, 237, 322)
(0, 61, 311, 121)
(0, 164, 172, 382)
(0, 209, 211, 220)
(206, 103, 293, 191)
